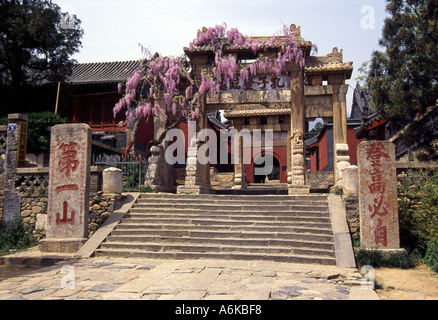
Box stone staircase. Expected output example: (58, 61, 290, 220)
(95, 193, 337, 265)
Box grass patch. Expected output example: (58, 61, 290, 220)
(0, 216, 37, 256)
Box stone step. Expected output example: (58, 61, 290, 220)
(120, 216, 331, 229)
(137, 196, 327, 205)
(215, 189, 289, 195)
(135, 201, 328, 210)
(95, 248, 336, 265)
(114, 222, 333, 235)
(132, 203, 328, 212)
(128, 208, 329, 217)
(105, 235, 335, 251)
(139, 193, 328, 202)
(136, 198, 328, 206)
(95, 193, 337, 265)
(124, 213, 331, 224)
(109, 228, 334, 242)
(98, 241, 335, 257)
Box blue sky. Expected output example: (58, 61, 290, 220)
(54, 0, 388, 109)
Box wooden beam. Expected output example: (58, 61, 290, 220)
(91, 140, 123, 154)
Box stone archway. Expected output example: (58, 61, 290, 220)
(176, 24, 353, 195)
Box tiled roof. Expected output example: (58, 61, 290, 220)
(224, 108, 290, 118)
(305, 61, 353, 74)
(67, 60, 141, 85)
(354, 112, 386, 139)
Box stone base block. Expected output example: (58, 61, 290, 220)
(39, 238, 87, 254)
(149, 185, 177, 193)
(359, 247, 406, 258)
(177, 185, 211, 195)
(288, 184, 310, 194)
(330, 184, 343, 194)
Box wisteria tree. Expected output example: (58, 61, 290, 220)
(114, 23, 317, 155)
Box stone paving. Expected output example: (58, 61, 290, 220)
(0, 255, 379, 300)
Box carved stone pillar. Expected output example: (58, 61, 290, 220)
(177, 55, 211, 194)
(145, 145, 164, 191)
(4, 114, 27, 191)
(177, 136, 210, 194)
(288, 66, 310, 194)
(233, 136, 246, 190)
(198, 97, 211, 189)
(332, 83, 351, 188)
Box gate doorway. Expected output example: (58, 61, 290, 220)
(253, 155, 281, 184)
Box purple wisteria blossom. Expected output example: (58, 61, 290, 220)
(114, 23, 317, 133)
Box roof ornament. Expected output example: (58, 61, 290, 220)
(197, 27, 208, 37)
(328, 47, 343, 63)
(290, 24, 301, 38)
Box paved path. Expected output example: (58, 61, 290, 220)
(0, 253, 379, 301)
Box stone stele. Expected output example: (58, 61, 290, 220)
(40, 124, 91, 253)
(102, 167, 123, 195)
(2, 192, 21, 227)
(358, 141, 400, 250)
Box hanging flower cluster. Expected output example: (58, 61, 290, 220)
(114, 23, 318, 126)
(114, 51, 200, 124)
(188, 23, 318, 98)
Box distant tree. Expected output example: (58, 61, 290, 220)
(367, 0, 438, 155)
(25, 111, 66, 154)
(356, 61, 370, 89)
(0, 0, 83, 117)
(310, 121, 325, 133)
(0, 111, 66, 154)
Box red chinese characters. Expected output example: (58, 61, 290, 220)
(46, 124, 91, 242)
(229, 78, 241, 90)
(58, 142, 79, 177)
(374, 218, 388, 247)
(359, 141, 400, 249)
(270, 76, 286, 90)
(257, 76, 269, 90)
(56, 141, 80, 226)
(366, 142, 391, 246)
(221, 75, 290, 92)
(56, 201, 76, 226)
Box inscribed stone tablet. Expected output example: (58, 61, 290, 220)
(46, 124, 91, 239)
(358, 141, 400, 249)
(3, 192, 21, 227)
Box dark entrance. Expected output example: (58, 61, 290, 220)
(254, 156, 280, 183)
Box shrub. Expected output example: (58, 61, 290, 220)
(424, 238, 438, 272)
(25, 112, 67, 155)
(398, 169, 438, 253)
(383, 251, 419, 269)
(355, 248, 418, 269)
(355, 249, 385, 268)
(0, 216, 36, 256)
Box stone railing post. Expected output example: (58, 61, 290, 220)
(2, 114, 27, 227)
(4, 114, 28, 191)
